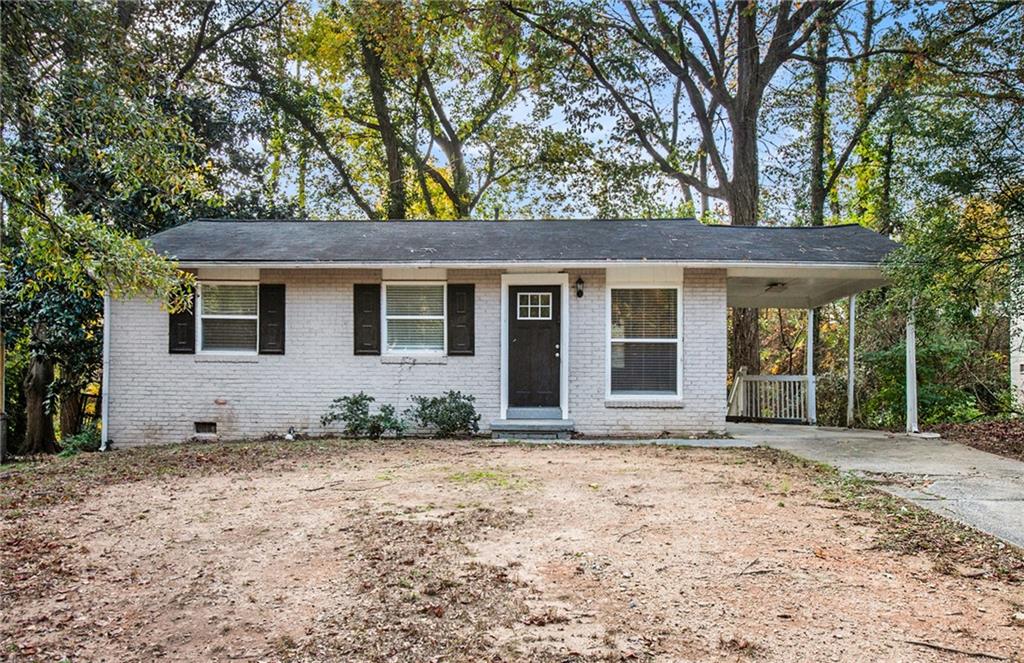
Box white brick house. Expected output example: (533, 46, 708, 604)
(103, 219, 896, 446)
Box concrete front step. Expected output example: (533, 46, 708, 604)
(490, 419, 575, 440)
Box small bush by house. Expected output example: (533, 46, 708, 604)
(59, 425, 101, 457)
(405, 391, 481, 438)
(320, 392, 405, 440)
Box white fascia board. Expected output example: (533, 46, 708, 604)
(174, 260, 887, 274)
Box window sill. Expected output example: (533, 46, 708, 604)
(381, 354, 448, 365)
(605, 398, 684, 409)
(195, 354, 259, 364)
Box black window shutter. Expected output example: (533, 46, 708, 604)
(168, 291, 196, 354)
(353, 283, 381, 355)
(258, 284, 286, 354)
(447, 284, 474, 356)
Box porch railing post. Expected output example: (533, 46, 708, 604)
(906, 299, 919, 433)
(806, 307, 817, 425)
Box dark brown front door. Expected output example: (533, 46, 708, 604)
(508, 286, 561, 408)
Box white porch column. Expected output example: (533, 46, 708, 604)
(101, 293, 111, 451)
(847, 295, 856, 427)
(1012, 311, 1024, 408)
(806, 308, 817, 425)
(906, 301, 920, 433)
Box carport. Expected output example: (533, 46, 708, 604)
(725, 261, 920, 433)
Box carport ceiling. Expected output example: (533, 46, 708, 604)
(727, 267, 888, 309)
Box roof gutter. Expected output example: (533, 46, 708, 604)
(171, 259, 888, 273)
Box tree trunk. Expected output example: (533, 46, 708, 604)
(878, 129, 895, 234)
(23, 345, 57, 454)
(808, 18, 829, 228)
(728, 106, 761, 374)
(728, 109, 760, 228)
(59, 387, 83, 440)
(295, 61, 308, 218)
(732, 308, 761, 377)
(433, 134, 470, 217)
(698, 152, 709, 216)
(360, 37, 406, 220)
(851, 0, 876, 221)
(808, 18, 830, 369)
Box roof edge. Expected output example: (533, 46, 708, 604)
(183, 218, 876, 228)
(170, 258, 889, 272)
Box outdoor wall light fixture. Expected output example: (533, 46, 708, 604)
(575, 277, 585, 298)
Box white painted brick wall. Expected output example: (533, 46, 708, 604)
(108, 267, 727, 445)
(565, 268, 727, 435)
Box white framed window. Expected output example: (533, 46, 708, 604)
(197, 282, 259, 353)
(517, 291, 552, 320)
(608, 287, 680, 396)
(383, 282, 446, 353)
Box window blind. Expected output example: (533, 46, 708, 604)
(202, 318, 258, 352)
(610, 288, 677, 339)
(385, 285, 444, 317)
(610, 288, 679, 395)
(202, 284, 257, 316)
(385, 284, 445, 352)
(200, 284, 258, 353)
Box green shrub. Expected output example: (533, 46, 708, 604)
(406, 391, 480, 438)
(363, 404, 404, 439)
(59, 425, 101, 457)
(320, 392, 405, 440)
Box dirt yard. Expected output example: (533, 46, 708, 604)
(3, 440, 1023, 662)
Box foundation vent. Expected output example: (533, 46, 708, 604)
(194, 422, 217, 435)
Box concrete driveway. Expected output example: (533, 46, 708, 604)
(727, 422, 1024, 549)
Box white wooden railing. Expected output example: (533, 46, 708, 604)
(727, 368, 815, 423)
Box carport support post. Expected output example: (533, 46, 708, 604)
(806, 308, 817, 425)
(906, 300, 920, 433)
(846, 295, 856, 427)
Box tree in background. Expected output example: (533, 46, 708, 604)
(761, 1, 1023, 426)
(1, 259, 103, 452)
(229, 0, 577, 220)
(508, 0, 847, 375)
(0, 1, 285, 453)
(3, 0, 1023, 453)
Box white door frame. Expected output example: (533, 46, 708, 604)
(500, 273, 570, 420)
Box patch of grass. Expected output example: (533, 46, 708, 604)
(0, 459, 43, 476)
(447, 467, 530, 490)
(754, 448, 1024, 583)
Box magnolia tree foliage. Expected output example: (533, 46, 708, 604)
(0, 1, 227, 452)
(0, 1, 209, 306)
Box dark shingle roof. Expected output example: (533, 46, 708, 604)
(148, 219, 898, 266)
